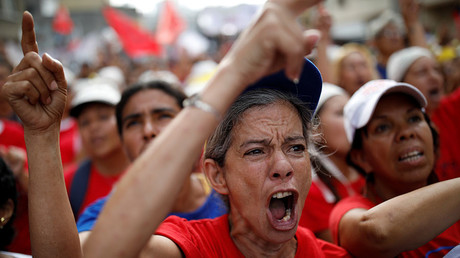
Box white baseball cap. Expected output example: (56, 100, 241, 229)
(343, 79, 427, 143)
(387, 46, 433, 82)
(314, 83, 348, 116)
(70, 77, 121, 117)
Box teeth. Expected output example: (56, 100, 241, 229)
(400, 151, 422, 161)
(282, 208, 291, 221)
(272, 191, 292, 199)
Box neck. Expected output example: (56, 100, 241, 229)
(228, 212, 297, 258)
(377, 52, 390, 67)
(171, 174, 207, 213)
(367, 178, 428, 203)
(92, 149, 130, 176)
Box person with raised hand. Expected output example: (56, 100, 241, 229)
(1, 11, 81, 257)
(83, 0, 345, 256)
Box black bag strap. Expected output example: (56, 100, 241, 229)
(69, 160, 92, 219)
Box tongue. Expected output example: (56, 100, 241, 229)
(269, 198, 286, 220)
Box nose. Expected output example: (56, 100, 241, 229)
(396, 123, 416, 142)
(270, 150, 294, 181)
(143, 119, 159, 140)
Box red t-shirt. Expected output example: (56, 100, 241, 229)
(156, 214, 350, 257)
(0, 119, 25, 150)
(64, 162, 125, 217)
(329, 195, 460, 257)
(431, 87, 460, 181)
(300, 176, 364, 233)
(0, 120, 31, 254)
(59, 117, 80, 169)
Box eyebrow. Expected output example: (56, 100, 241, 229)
(122, 107, 179, 124)
(239, 135, 305, 148)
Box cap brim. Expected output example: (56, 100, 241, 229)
(356, 83, 427, 129)
(244, 58, 323, 114)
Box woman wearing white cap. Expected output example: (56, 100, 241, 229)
(299, 83, 364, 242)
(65, 78, 130, 219)
(329, 79, 460, 257)
(387, 46, 460, 181)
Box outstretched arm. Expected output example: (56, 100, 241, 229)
(400, 0, 427, 48)
(85, 0, 322, 257)
(1, 11, 81, 258)
(337, 177, 460, 258)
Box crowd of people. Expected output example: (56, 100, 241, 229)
(0, 0, 459, 257)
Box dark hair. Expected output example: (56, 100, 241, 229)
(0, 157, 17, 250)
(205, 88, 313, 167)
(346, 112, 439, 184)
(115, 80, 187, 136)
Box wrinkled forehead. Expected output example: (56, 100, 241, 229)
(231, 102, 305, 140)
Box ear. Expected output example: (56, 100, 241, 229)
(350, 149, 373, 174)
(203, 158, 229, 195)
(0, 199, 15, 226)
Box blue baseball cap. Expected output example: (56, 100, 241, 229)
(245, 58, 323, 114)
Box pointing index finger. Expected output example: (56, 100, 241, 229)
(21, 11, 39, 55)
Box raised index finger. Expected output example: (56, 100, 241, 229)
(21, 11, 39, 55)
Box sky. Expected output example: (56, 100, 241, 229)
(110, 0, 266, 13)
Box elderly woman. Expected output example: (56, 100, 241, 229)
(387, 46, 460, 180)
(329, 79, 460, 257)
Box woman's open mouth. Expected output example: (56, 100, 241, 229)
(267, 191, 297, 231)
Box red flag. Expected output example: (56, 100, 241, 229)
(53, 5, 73, 35)
(156, 0, 186, 45)
(103, 7, 162, 58)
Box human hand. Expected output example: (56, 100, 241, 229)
(1, 11, 67, 134)
(220, 0, 321, 89)
(314, 4, 332, 37)
(399, 0, 420, 26)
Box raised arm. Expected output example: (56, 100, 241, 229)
(399, 0, 427, 48)
(1, 11, 81, 258)
(84, 0, 321, 257)
(337, 177, 460, 258)
(312, 4, 333, 83)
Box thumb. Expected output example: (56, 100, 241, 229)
(42, 53, 67, 91)
(302, 29, 321, 55)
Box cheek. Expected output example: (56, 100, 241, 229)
(79, 128, 91, 143)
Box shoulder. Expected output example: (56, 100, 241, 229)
(77, 196, 109, 232)
(295, 227, 350, 257)
(329, 195, 373, 244)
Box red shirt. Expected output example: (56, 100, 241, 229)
(59, 117, 80, 169)
(0, 119, 25, 150)
(329, 195, 460, 257)
(300, 176, 364, 233)
(156, 214, 350, 257)
(0, 120, 30, 254)
(64, 162, 124, 217)
(431, 87, 460, 181)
